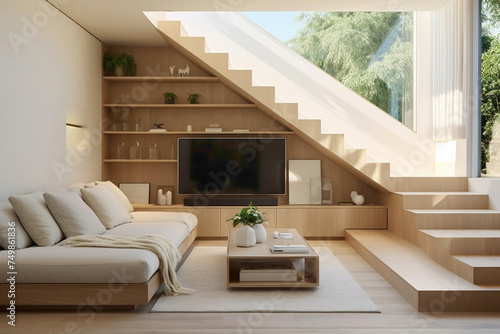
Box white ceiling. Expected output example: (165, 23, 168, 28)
(47, 0, 449, 46)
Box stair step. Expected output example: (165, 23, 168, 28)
(344, 149, 367, 169)
(396, 192, 489, 209)
(453, 255, 500, 285)
(346, 230, 500, 312)
(407, 209, 500, 229)
(391, 177, 468, 192)
(419, 229, 500, 255)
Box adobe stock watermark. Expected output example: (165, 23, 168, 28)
(7, 0, 71, 54)
(48, 267, 136, 334)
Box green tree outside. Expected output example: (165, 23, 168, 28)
(287, 12, 413, 126)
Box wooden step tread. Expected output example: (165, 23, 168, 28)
(419, 229, 500, 238)
(346, 230, 484, 290)
(453, 255, 500, 285)
(407, 209, 499, 214)
(346, 230, 500, 311)
(396, 192, 487, 196)
(454, 255, 500, 267)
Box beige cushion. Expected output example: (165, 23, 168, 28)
(8, 192, 64, 247)
(0, 245, 159, 284)
(0, 201, 33, 249)
(131, 211, 198, 233)
(81, 186, 132, 229)
(96, 181, 134, 212)
(44, 192, 106, 238)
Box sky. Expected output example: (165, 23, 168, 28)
(241, 12, 304, 43)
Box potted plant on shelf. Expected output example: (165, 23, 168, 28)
(163, 92, 177, 104)
(226, 202, 267, 247)
(103, 52, 137, 76)
(187, 93, 202, 104)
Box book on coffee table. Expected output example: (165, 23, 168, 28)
(240, 262, 297, 282)
(270, 245, 309, 254)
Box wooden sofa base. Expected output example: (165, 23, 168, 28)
(0, 227, 197, 307)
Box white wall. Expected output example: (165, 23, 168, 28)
(469, 178, 500, 211)
(0, 0, 102, 201)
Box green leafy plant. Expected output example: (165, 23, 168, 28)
(163, 92, 177, 104)
(226, 202, 265, 227)
(103, 52, 137, 76)
(481, 37, 500, 173)
(187, 93, 202, 104)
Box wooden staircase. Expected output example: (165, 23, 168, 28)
(348, 177, 500, 311)
(155, 20, 500, 312)
(155, 21, 392, 193)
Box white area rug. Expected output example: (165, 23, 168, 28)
(151, 246, 380, 313)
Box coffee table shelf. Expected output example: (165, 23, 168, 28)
(226, 228, 319, 288)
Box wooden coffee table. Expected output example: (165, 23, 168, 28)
(227, 228, 319, 288)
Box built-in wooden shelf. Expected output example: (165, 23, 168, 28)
(103, 76, 219, 83)
(103, 159, 177, 163)
(103, 104, 257, 109)
(132, 203, 387, 209)
(102, 131, 294, 135)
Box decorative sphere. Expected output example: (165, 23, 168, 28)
(353, 195, 365, 205)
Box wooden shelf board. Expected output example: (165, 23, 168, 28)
(103, 104, 257, 109)
(132, 203, 386, 209)
(103, 76, 219, 83)
(103, 131, 294, 135)
(103, 159, 177, 163)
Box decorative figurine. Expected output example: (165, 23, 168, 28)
(177, 64, 190, 77)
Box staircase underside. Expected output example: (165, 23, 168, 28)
(346, 230, 500, 312)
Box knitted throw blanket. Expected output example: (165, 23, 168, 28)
(61, 234, 193, 296)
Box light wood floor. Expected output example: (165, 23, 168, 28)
(2, 240, 500, 333)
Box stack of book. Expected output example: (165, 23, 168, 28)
(205, 123, 222, 132)
(239, 262, 297, 282)
(270, 245, 309, 254)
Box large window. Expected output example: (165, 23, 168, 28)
(287, 12, 415, 130)
(481, 1, 500, 175)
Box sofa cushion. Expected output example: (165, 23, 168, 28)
(0, 201, 33, 249)
(131, 211, 198, 233)
(44, 192, 106, 238)
(96, 181, 134, 212)
(8, 192, 64, 247)
(81, 186, 131, 229)
(0, 246, 159, 284)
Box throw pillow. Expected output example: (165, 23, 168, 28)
(96, 181, 134, 212)
(44, 192, 106, 238)
(0, 201, 33, 249)
(8, 191, 64, 247)
(80, 186, 132, 229)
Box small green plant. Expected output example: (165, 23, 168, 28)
(163, 92, 177, 104)
(226, 202, 265, 227)
(103, 52, 137, 76)
(187, 93, 202, 104)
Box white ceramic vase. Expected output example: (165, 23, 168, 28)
(252, 224, 267, 243)
(235, 225, 256, 247)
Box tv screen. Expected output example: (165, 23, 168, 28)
(178, 138, 286, 195)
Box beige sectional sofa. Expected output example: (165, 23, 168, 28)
(0, 182, 197, 307)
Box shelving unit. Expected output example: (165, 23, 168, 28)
(101, 45, 295, 206)
(101, 45, 388, 238)
(103, 131, 294, 135)
(103, 103, 257, 109)
(103, 76, 219, 83)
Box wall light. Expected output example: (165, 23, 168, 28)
(66, 123, 83, 129)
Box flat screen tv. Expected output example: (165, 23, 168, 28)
(178, 138, 286, 195)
